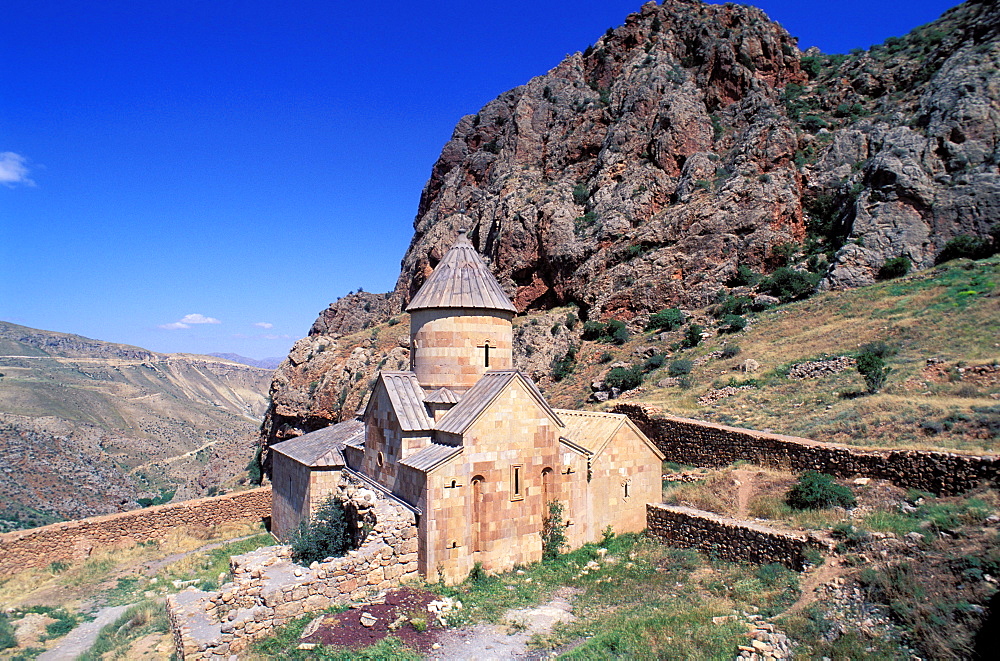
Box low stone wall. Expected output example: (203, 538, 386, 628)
(647, 504, 808, 570)
(614, 403, 1000, 495)
(0, 487, 272, 575)
(166, 476, 418, 659)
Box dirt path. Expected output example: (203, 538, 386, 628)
(784, 556, 848, 616)
(733, 469, 757, 519)
(36, 604, 130, 661)
(429, 587, 581, 660)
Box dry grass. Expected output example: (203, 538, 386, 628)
(564, 257, 1000, 454)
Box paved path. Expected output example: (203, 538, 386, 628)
(37, 604, 130, 661)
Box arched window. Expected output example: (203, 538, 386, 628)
(541, 467, 554, 504)
(471, 475, 485, 552)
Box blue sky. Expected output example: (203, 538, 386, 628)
(1, 0, 959, 359)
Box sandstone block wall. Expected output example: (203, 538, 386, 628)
(647, 503, 808, 570)
(167, 477, 418, 659)
(0, 487, 272, 575)
(614, 404, 1000, 495)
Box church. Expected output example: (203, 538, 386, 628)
(270, 231, 663, 583)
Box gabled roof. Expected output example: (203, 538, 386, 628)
(554, 409, 665, 461)
(436, 370, 563, 435)
(424, 387, 460, 404)
(399, 443, 463, 473)
(405, 231, 517, 313)
(364, 371, 434, 432)
(270, 419, 363, 467)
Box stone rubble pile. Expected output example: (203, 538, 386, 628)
(736, 620, 793, 660)
(787, 357, 855, 380)
(698, 385, 756, 405)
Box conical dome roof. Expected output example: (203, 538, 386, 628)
(405, 231, 516, 313)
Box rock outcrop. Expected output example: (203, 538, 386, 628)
(261, 0, 1000, 449)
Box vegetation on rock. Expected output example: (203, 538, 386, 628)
(290, 496, 352, 565)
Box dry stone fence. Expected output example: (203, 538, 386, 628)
(166, 474, 419, 659)
(614, 403, 1000, 495)
(0, 487, 272, 575)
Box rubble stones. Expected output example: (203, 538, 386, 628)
(787, 357, 856, 380)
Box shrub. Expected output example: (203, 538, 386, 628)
(878, 256, 911, 280)
(758, 267, 822, 302)
(582, 320, 605, 341)
(572, 183, 590, 205)
(605, 365, 643, 391)
(541, 501, 567, 560)
(786, 471, 856, 510)
(726, 265, 760, 287)
(551, 346, 577, 382)
(642, 354, 665, 373)
(0, 613, 15, 651)
(646, 307, 685, 332)
(668, 359, 693, 377)
(565, 311, 578, 330)
(290, 496, 352, 565)
(935, 234, 995, 264)
(856, 346, 891, 394)
(246, 447, 263, 486)
(720, 346, 741, 359)
(598, 352, 614, 363)
(714, 295, 753, 318)
(684, 324, 704, 347)
(608, 319, 630, 345)
(719, 314, 747, 334)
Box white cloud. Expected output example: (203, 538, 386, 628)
(0, 152, 35, 187)
(159, 313, 221, 330)
(253, 322, 274, 329)
(179, 313, 221, 325)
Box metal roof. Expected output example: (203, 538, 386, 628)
(424, 387, 460, 404)
(436, 370, 563, 435)
(270, 419, 363, 467)
(365, 371, 434, 432)
(398, 443, 463, 473)
(405, 231, 517, 313)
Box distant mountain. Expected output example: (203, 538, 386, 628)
(0, 321, 273, 530)
(209, 353, 283, 370)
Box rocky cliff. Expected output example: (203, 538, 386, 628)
(261, 0, 1000, 449)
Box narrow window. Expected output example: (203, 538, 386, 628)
(511, 464, 524, 501)
(541, 467, 553, 504)
(472, 476, 484, 552)
(484, 340, 491, 368)
(624, 481, 629, 498)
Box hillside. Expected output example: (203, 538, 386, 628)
(260, 0, 1000, 451)
(0, 321, 272, 530)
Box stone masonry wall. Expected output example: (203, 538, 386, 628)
(166, 476, 418, 659)
(0, 487, 272, 575)
(614, 404, 1000, 495)
(647, 504, 808, 570)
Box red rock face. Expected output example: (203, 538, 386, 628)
(260, 0, 1000, 448)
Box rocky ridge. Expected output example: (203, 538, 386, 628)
(261, 0, 1000, 448)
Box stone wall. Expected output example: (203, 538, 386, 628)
(166, 476, 418, 659)
(646, 504, 808, 570)
(0, 487, 272, 575)
(614, 403, 1000, 495)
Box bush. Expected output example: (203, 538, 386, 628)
(565, 311, 578, 330)
(582, 320, 605, 341)
(0, 613, 15, 651)
(290, 496, 352, 565)
(719, 314, 747, 334)
(572, 183, 590, 205)
(541, 501, 567, 560)
(605, 365, 643, 391)
(581, 319, 628, 344)
(726, 265, 760, 287)
(642, 354, 665, 373)
(720, 346, 741, 359)
(758, 267, 822, 302)
(246, 446, 263, 486)
(714, 295, 753, 318)
(878, 256, 911, 280)
(646, 308, 685, 332)
(684, 324, 703, 348)
(668, 359, 693, 377)
(935, 234, 995, 264)
(551, 346, 578, 382)
(856, 346, 891, 394)
(608, 319, 630, 345)
(787, 471, 856, 510)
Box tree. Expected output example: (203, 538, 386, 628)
(856, 344, 892, 394)
(541, 501, 567, 560)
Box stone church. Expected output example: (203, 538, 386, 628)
(270, 231, 663, 583)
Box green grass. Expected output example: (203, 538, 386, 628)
(78, 601, 169, 661)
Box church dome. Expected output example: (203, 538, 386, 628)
(405, 230, 516, 313)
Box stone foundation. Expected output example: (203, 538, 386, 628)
(646, 503, 808, 570)
(166, 476, 418, 659)
(0, 487, 272, 575)
(614, 404, 1000, 495)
